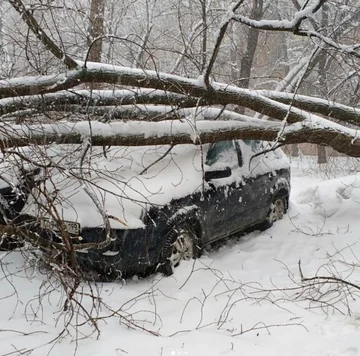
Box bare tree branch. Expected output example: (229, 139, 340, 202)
(203, 0, 245, 89)
(8, 0, 78, 70)
(232, 0, 327, 32)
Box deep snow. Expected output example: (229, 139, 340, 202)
(1, 156, 360, 356)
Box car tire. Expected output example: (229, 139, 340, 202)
(258, 195, 287, 231)
(158, 223, 198, 276)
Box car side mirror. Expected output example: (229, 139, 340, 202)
(204, 166, 232, 181)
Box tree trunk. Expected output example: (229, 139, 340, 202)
(316, 4, 329, 164)
(87, 0, 106, 63)
(237, 0, 263, 114)
(200, 0, 207, 72)
(317, 145, 327, 164)
(238, 0, 263, 89)
(292, 144, 300, 157)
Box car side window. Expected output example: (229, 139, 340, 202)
(206, 141, 242, 167)
(243, 140, 263, 153)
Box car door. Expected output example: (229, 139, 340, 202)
(202, 140, 246, 241)
(236, 140, 274, 226)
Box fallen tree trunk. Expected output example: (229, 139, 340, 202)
(2, 64, 360, 128)
(0, 64, 321, 124)
(1, 118, 360, 156)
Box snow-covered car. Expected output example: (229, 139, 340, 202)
(3, 140, 290, 280)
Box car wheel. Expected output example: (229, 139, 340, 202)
(258, 195, 287, 231)
(269, 197, 285, 222)
(158, 223, 198, 276)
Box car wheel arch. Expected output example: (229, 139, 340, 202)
(257, 186, 290, 232)
(157, 220, 200, 276)
(168, 204, 203, 236)
(272, 187, 290, 210)
(155, 208, 203, 275)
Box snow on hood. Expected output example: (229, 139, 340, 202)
(14, 141, 290, 230)
(20, 144, 205, 229)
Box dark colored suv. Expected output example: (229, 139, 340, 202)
(0, 140, 290, 280)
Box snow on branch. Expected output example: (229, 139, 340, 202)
(293, 29, 360, 59)
(0, 63, 312, 123)
(0, 114, 360, 156)
(2, 63, 360, 128)
(0, 89, 199, 118)
(232, 0, 326, 32)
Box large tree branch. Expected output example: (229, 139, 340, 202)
(0, 117, 360, 157)
(0, 64, 314, 123)
(203, 0, 245, 89)
(2, 68, 360, 128)
(258, 90, 360, 126)
(0, 89, 199, 117)
(9, 0, 78, 70)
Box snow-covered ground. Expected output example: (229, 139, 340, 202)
(2, 156, 360, 356)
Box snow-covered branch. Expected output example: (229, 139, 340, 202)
(232, 0, 326, 32)
(203, 0, 245, 88)
(2, 66, 360, 128)
(0, 63, 315, 123)
(231, 0, 360, 59)
(0, 89, 199, 117)
(1, 116, 360, 157)
(258, 90, 360, 126)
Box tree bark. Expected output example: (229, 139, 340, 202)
(2, 119, 360, 157)
(238, 0, 263, 89)
(87, 0, 106, 63)
(316, 4, 329, 164)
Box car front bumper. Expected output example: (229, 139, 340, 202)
(75, 226, 162, 280)
(18, 214, 167, 280)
